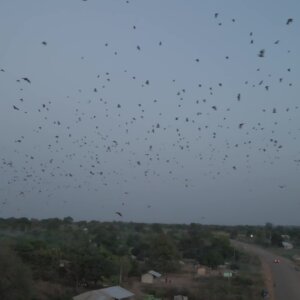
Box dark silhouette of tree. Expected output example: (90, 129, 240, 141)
(271, 232, 283, 247)
(0, 244, 33, 300)
(148, 233, 180, 272)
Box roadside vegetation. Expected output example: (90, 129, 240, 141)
(231, 222, 300, 265)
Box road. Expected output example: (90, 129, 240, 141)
(232, 240, 300, 300)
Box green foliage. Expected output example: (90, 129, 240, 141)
(271, 232, 283, 247)
(63, 216, 73, 224)
(131, 237, 151, 261)
(233, 276, 254, 286)
(151, 223, 163, 233)
(201, 248, 224, 268)
(0, 243, 33, 300)
(179, 226, 234, 268)
(148, 233, 180, 272)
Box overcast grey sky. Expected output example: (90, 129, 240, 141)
(0, 0, 299, 225)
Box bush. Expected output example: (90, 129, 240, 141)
(233, 276, 254, 286)
(0, 244, 33, 300)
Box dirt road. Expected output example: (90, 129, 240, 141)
(232, 240, 300, 300)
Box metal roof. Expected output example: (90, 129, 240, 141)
(73, 290, 110, 300)
(148, 270, 162, 278)
(100, 286, 134, 299)
(73, 286, 134, 300)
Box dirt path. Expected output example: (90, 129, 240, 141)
(260, 258, 276, 300)
(232, 240, 300, 300)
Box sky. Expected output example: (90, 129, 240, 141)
(0, 0, 299, 225)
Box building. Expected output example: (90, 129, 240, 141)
(294, 255, 300, 260)
(59, 259, 71, 268)
(282, 241, 293, 249)
(174, 296, 188, 300)
(281, 234, 290, 240)
(223, 271, 233, 278)
(195, 266, 207, 276)
(141, 270, 162, 284)
(73, 285, 134, 300)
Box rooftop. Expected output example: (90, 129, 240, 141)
(73, 286, 134, 300)
(100, 286, 134, 299)
(148, 270, 162, 278)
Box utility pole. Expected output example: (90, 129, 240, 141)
(119, 257, 123, 285)
(233, 247, 236, 261)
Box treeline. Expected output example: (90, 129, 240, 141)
(227, 222, 300, 247)
(0, 218, 236, 299)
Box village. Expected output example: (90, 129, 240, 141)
(73, 262, 238, 300)
(1, 218, 299, 300)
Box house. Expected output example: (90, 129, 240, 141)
(73, 285, 134, 300)
(281, 234, 290, 240)
(195, 266, 207, 276)
(73, 290, 108, 300)
(174, 296, 188, 300)
(59, 259, 71, 268)
(218, 264, 227, 270)
(100, 286, 134, 299)
(141, 270, 162, 284)
(282, 241, 293, 249)
(222, 271, 233, 278)
(293, 255, 300, 262)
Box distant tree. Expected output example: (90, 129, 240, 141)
(271, 232, 283, 247)
(264, 222, 273, 242)
(42, 218, 61, 231)
(128, 258, 141, 277)
(151, 223, 163, 233)
(63, 216, 74, 224)
(229, 229, 238, 239)
(119, 255, 132, 282)
(131, 239, 151, 261)
(0, 244, 33, 300)
(15, 217, 31, 232)
(14, 238, 61, 281)
(126, 233, 140, 248)
(148, 233, 180, 272)
(93, 224, 119, 253)
(265, 222, 273, 230)
(201, 248, 224, 268)
(133, 223, 145, 233)
(254, 229, 269, 246)
(66, 244, 119, 288)
(200, 237, 233, 268)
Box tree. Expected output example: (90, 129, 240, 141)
(148, 233, 180, 272)
(201, 249, 224, 268)
(0, 244, 33, 300)
(63, 216, 74, 225)
(93, 225, 119, 253)
(271, 232, 283, 247)
(151, 223, 163, 233)
(265, 222, 273, 242)
(190, 236, 234, 268)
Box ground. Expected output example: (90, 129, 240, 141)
(124, 263, 262, 300)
